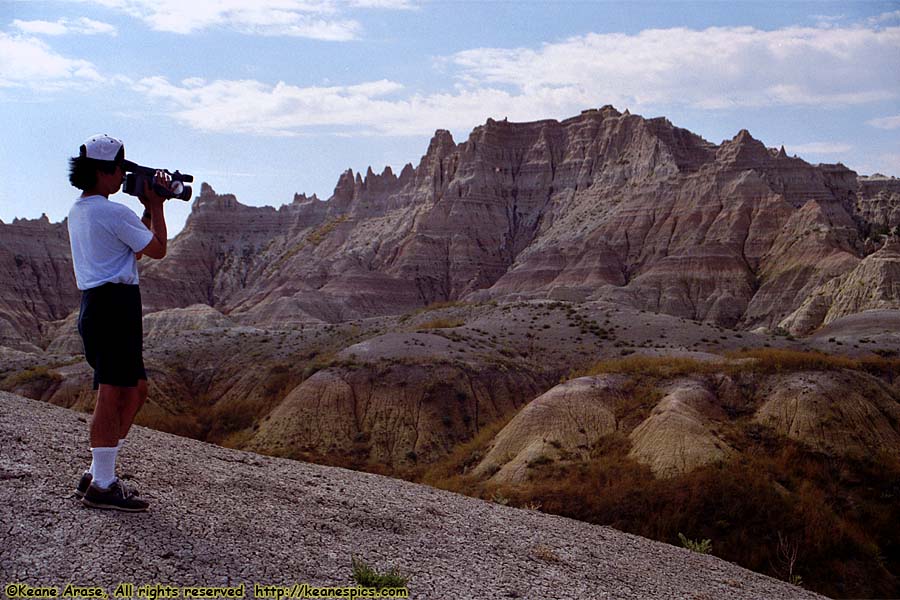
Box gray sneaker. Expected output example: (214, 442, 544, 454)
(81, 478, 149, 512)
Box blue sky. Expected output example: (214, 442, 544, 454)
(2, 0, 899, 235)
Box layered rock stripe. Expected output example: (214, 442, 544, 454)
(3, 108, 899, 348)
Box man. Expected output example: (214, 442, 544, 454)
(67, 134, 169, 512)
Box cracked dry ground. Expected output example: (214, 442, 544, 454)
(0, 392, 825, 599)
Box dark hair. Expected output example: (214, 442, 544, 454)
(68, 154, 122, 191)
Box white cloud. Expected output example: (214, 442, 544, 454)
(812, 14, 846, 29)
(129, 23, 900, 138)
(11, 18, 117, 36)
(867, 114, 900, 130)
(73, 0, 402, 39)
(868, 10, 900, 25)
(787, 142, 854, 155)
(0, 32, 101, 90)
(449, 26, 900, 110)
(348, 0, 417, 9)
(11, 20, 68, 35)
(130, 74, 581, 136)
(872, 153, 900, 176)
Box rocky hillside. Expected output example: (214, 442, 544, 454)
(3, 107, 900, 344)
(1, 391, 826, 600)
(0, 216, 77, 350)
(473, 356, 900, 483)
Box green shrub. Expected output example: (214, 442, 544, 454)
(350, 557, 408, 589)
(679, 532, 713, 554)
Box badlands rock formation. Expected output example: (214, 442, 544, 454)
(247, 357, 548, 465)
(627, 379, 736, 478)
(475, 365, 900, 484)
(780, 238, 900, 334)
(0, 216, 77, 349)
(471, 375, 624, 482)
(2, 107, 899, 343)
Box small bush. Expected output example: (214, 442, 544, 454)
(679, 532, 713, 554)
(527, 454, 553, 468)
(490, 491, 510, 505)
(350, 557, 408, 590)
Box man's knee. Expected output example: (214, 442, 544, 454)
(97, 383, 128, 406)
(137, 378, 148, 404)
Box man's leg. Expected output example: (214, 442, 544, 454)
(89, 383, 128, 489)
(91, 383, 126, 448)
(119, 378, 147, 440)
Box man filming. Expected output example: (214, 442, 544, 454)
(67, 134, 169, 512)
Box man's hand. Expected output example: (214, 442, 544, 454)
(138, 170, 170, 261)
(139, 170, 171, 206)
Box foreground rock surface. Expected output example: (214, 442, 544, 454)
(0, 392, 823, 600)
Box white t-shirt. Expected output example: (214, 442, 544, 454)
(67, 195, 154, 290)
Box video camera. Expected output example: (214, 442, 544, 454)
(122, 160, 194, 201)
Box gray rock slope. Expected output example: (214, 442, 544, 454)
(0, 392, 824, 600)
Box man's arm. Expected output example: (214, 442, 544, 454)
(138, 172, 168, 260)
(136, 208, 151, 260)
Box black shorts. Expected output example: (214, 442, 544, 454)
(78, 282, 147, 390)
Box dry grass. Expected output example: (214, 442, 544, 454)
(574, 355, 722, 379)
(460, 432, 899, 598)
(572, 349, 900, 381)
(1, 365, 62, 390)
(418, 412, 516, 489)
(134, 404, 206, 439)
(417, 318, 465, 330)
(307, 214, 349, 246)
(411, 347, 900, 598)
(416, 300, 468, 313)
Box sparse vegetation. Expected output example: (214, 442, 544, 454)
(1, 365, 62, 390)
(678, 532, 712, 554)
(417, 318, 464, 330)
(418, 397, 900, 599)
(490, 490, 510, 505)
(350, 557, 408, 590)
(570, 349, 900, 381)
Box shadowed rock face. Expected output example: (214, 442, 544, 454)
(754, 370, 900, 457)
(856, 176, 900, 229)
(0, 216, 78, 348)
(2, 108, 897, 341)
(247, 359, 550, 466)
(780, 239, 900, 334)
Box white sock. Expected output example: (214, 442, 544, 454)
(88, 439, 124, 478)
(91, 446, 119, 489)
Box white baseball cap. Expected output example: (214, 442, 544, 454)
(79, 134, 124, 162)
